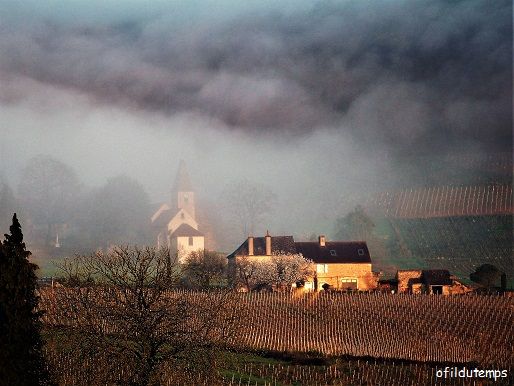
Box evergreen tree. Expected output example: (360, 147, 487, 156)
(0, 180, 17, 233)
(0, 214, 53, 385)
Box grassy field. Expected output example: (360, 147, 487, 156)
(43, 342, 514, 385)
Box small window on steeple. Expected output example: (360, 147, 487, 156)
(181, 212, 185, 219)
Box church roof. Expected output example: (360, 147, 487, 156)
(170, 223, 203, 237)
(151, 208, 173, 228)
(173, 159, 193, 192)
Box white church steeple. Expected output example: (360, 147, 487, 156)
(172, 159, 195, 220)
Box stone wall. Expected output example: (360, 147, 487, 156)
(396, 270, 422, 293)
(316, 263, 377, 291)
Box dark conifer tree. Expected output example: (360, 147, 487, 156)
(0, 213, 53, 385)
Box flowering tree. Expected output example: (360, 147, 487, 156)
(271, 253, 314, 290)
(235, 252, 313, 291)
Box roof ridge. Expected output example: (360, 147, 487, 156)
(170, 223, 204, 237)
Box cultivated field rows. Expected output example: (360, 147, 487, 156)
(370, 184, 513, 218)
(39, 290, 514, 368)
(228, 293, 513, 367)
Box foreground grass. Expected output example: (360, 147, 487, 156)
(42, 328, 514, 385)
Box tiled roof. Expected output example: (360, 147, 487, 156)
(170, 223, 203, 237)
(151, 209, 173, 229)
(227, 236, 296, 258)
(227, 236, 371, 264)
(295, 241, 371, 264)
(421, 270, 452, 286)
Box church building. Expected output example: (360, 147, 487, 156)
(151, 160, 205, 262)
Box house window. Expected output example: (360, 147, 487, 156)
(188, 237, 194, 246)
(316, 264, 328, 274)
(341, 278, 358, 290)
(358, 248, 365, 256)
(330, 250, 337, 256)
(181, 212, 185, 219)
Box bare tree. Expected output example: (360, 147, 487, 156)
(55, 246, 239, 385)
(220, 178, 276, 239)
(182, 250, 227, 288)
(235, 252, 314, 292)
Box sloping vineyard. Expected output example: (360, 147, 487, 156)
(391, 215, 513, 278)
(40, 290, 514, 369)
(443, 152, 513, 176)
(367, 184, 512, 281)
(369, 184, 513, 218)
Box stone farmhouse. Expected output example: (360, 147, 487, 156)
(150, 160, 205, 262)
(227, 233, 379, 291)
(396, 269, 472, 295)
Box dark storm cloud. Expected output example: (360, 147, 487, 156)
(0, 0, 511, 154)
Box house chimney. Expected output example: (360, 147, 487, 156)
(319, 235, 326, 247)
(265, 230, 271, 256)
(248, 236, 254, 256)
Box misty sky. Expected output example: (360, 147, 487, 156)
(0, 0, 511, 238)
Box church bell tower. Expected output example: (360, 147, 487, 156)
(173, 159, 195, 220)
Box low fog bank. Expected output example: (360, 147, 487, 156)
(0, 0, 511, 251)
(0, 80, 389, 247)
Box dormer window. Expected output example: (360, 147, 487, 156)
(181, 212, 185, 219)
(330, 250, 337, 256)
(358, 248, 365, 256)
